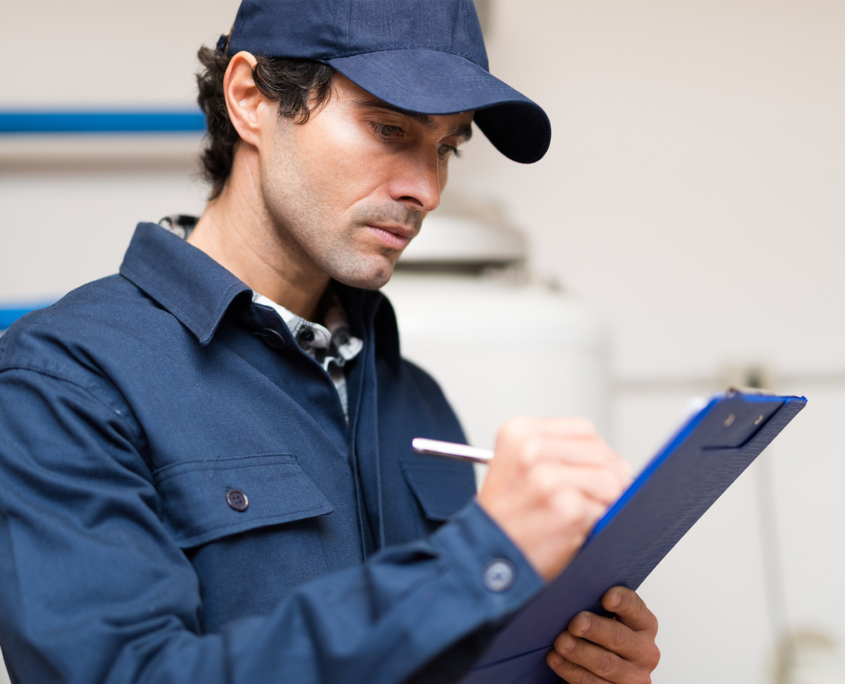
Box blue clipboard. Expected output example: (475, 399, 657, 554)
(460, 390, 806, 684)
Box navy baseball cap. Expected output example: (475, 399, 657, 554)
(218, 0, 551, 164)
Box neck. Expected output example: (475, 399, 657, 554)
(189, 145, 329, 321)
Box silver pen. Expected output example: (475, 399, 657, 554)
(411, 437, 494, 464)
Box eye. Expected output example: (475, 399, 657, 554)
(371, 123, 405, 140)
(438, 144, 462, 160)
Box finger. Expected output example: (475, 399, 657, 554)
(496, 416, 633, 487)
(536, 464, 627, 506)
(550, 490, 612, 539)
(565, 611, 645, 663)
(546, 650, 612, 684)
(602, 588, 659, 636)
(559, 615, 651, 675)
(526, 437, 632, 486)
(537, 416, 601, 439)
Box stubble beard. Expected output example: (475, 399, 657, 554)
(261, 173, 425, 291)
(261, 120, 426, 289)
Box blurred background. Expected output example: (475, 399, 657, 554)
(1, 1, 844, 682)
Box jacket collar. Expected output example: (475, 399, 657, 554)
(119, 222, 252, 346)
(371, 291, 402, 371)
(118, 222, 403, 367)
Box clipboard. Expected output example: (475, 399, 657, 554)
(459, 389, 807, 684)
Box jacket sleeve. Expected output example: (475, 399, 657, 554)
(0, 368, 544, 684)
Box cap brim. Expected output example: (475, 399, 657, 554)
(327, 49, 551, 164)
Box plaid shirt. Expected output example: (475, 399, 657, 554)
(160, 215, 363, 419)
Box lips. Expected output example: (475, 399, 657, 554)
(367, 224, 415, 250)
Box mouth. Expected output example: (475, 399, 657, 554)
(366, 224, 415, 251)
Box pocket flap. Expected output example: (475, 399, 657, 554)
(399, 457, 476, 521)
(154, 454, 334, 548)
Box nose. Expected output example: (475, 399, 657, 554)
(388, 149, 442, 213)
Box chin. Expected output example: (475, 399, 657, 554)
(332, 259, 395, 291)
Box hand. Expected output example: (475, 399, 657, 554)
(478, 417, 631, 580)
(546, 587, 660, 683)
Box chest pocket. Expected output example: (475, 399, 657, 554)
(154, 453, 334, 548)
(399, 457, 477, 522)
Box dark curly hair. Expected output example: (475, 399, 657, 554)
(196, 46, 335, 200)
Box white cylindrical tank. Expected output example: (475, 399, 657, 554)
(381, 197, 609, 459)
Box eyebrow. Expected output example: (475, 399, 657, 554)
(353, 97, 473, 142)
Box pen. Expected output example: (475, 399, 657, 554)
(411, 437, 495, 464)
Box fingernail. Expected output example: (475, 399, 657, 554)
(548, 653, 563, 666)
(575, 614, 591, 635)
(558, 632, 576, 652)
(609, 592, 621, 609)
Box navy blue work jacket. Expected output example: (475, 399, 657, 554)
(0, 223, 543, 684)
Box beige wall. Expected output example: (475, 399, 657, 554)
(451, 3, 845, 682)
(454, 0, 845, 382)
(0, 0, 241, 300)
(2, 1, 844, 682)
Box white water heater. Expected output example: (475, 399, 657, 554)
(381, 197, 609, 459)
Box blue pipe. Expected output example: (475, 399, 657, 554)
(0, 111, 206, 135)
(0, 305, 51, 330)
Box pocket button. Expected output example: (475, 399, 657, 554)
(226, 489, 249, 512)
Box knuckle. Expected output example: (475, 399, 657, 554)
(614, 627, 636, 647)
(543, 415, 598, 439)
(497, 416, 533, 445)
(582, 449, 608, 472)
(596, 649, 618, 676)
(553, 489, 585, 520)
(511, 446, 533, 478)
(565, 416, 598, 436)
(626, 585, 643, 602)
(582, 496, 605, 521)
(603, 442, 622, 460)
(513, 456, 531, 478)
(579, 670, 602, 684)
(647, 643, 661, 669)
(599, 468, 623, 499)
(520, 436, 544, 466)
(557, 660, 578, 678)
(588, 500, 608, 525)
(530, 466, 557, 501)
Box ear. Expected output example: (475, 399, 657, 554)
(223, 51, 270, 149)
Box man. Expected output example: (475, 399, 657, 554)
(0, 1, 660, 683)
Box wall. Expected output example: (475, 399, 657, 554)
(445, 2, 845, 682)
(2, 1, 844, 682)
(0, 0, 242, 302)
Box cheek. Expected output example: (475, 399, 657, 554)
(296, 118, 391, 206)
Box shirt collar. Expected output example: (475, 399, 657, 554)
(119, 222, 252, 346)
(316, 279, 402, 372)
(252, 289, 364, 370)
